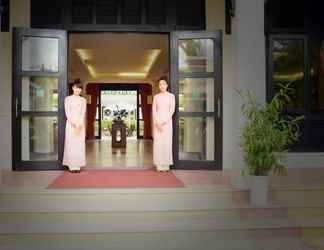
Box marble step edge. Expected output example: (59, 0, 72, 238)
(0, 206, 324, 216)
(2, 201, 324, 213)
(1, 184, 324, 195)
(1, 220, 324, 235)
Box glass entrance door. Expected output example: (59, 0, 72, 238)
(12, 28, 67, 170)
(171, 31, 222, 169)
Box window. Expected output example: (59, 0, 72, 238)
(268, 35, 324, 151)
(266, 0, 324, 151)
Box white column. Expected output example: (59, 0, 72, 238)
(232, 0, 266, 170)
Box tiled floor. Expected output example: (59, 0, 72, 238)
(86, 138, 153, 168)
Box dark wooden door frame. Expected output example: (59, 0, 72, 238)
(12, 28, 67, 171)
(170, 30, 223, 170)
(12, 29, 223, 171)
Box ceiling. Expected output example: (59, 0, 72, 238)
(68, 33, 169, 84)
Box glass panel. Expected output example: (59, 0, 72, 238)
(179, 39, 214, 73)
(21, 116, 58, 161)
(139, 107, 143, 119)
(95, 106, 99, 120)
(273, 39, 304, 109)
(139, 120, 144, 137)
(94, 121, 99, 137)
(310, 39, 324, 112)
(22, 36, 59, 72)
(179, 117, 214, 161)
(21, 77, 58, 112)
(179, 78, 214, 112)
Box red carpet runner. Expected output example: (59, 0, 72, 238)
(48, 169, 185, 189)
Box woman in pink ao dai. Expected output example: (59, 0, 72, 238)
(62, 80, 87, 173)
(152, 78, 176, 172)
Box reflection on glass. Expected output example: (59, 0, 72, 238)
(179, 117, 214, 161)
(139, 107, 143, 119)
(21, 77, 58, 111)
(94, 121, 99, 137)
(22, 36, 59, 72)
(95, 106, 99, 120)
(21, 116, 58, 161)
(179, 39, 214, 73)
(139, 120, 144, 137)
(273, 39, 304, 108)
(311, 39, 324, 112)
(179, 78, 214, 112)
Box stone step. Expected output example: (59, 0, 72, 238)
(301, 228, 324, 250)
(1, 185, 324, 212)
(0, 229, 316, 250)
(1, 208, 324, 234)
(271, 186, 324, 206)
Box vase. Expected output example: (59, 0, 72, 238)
(250, 175, 269, 206)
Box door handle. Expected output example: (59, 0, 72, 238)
(15, 98, 18, 118)
(217, 97, 221, 119)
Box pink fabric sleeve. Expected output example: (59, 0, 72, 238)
(80, 98, 87, 126)
(64, 98, 77, 126)
(152, 95, 159, 125)
(163, 93, 175, 124)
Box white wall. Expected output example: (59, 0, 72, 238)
(0, 32, 12, 170)
(0, 0, 31, 170)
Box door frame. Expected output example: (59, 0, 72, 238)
(98, 84, 140, 140)
(12, 29, 223, 171)
(12, 27, 67, 171)
(170, 30, 223, 170)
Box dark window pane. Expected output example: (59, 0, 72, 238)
(272, 39, 305, 109)
(72, 0, 93, 24)
(146, 0, 166, 25)
(122, 0, 141, 25)
(1, 0, 9, 31)
(309, 118, 324, 151)
(267, 0, 305, 30)
(31, 0, 62, 26)
(176, 0, 204, 27)
(307, 0, 324, 31)
(96, 0, 118, 24)
(310, 39, 324, 113)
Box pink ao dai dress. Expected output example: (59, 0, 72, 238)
(63, 95, 87, 170)
(152, 92, 176, 170)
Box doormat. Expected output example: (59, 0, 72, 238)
(47, 169, 185, 189)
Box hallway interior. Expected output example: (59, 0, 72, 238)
(86, 139, 153, 168)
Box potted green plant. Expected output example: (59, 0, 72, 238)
(238, 83, 304, 206)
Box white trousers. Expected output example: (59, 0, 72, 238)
(156, 164, 170, 171)
(69, 165, 81, 171)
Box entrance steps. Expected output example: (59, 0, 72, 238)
(1, 169, 324, 250)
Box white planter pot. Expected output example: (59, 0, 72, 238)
(250, 175, 269, 207)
